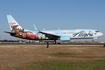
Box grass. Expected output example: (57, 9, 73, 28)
(50, 52, 79, 57)
(1, 45, 105, 70)
(16, 60, 105, 70)
(49, 52, 105, 58)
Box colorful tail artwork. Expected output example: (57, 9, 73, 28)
(7, 15, 23, 30)
(6, 15, 38, 40)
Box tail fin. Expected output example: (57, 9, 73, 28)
(7, 15, 23, 30)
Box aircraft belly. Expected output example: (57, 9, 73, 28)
(71, 36, 93, 39)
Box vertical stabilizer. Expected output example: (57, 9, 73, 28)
(7, 15, 23, 30)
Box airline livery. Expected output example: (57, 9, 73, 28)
(5, 15, 103, 44)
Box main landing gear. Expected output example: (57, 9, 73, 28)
(53, 40, 57, 44)
(46, 40, 60, 48)
(53, 40, 60, 44)
(46, 40, 56, 48)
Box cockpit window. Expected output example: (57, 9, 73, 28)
(95, 31, 99, 32)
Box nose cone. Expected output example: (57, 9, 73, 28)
(99, 32, 103, 36)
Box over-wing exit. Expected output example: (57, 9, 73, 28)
(5, 15, 103, 44)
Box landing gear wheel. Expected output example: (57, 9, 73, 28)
(53, 40, 56, 44)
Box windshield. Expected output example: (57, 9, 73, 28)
(95, 31, 99, 33)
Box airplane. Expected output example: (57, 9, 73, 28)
(4, 15, 103, 44)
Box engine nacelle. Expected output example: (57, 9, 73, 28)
(60, 36, 70, 41)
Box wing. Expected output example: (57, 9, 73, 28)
(33, 25, 60, 40)
(39, 31, 60, 40)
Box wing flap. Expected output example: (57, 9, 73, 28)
(39, 31, 60, 40)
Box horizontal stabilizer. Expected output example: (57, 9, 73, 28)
(4, 31, 11, 34)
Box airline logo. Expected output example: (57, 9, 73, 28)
(73, 31, 93, 37)
(9, 23, 16, 25)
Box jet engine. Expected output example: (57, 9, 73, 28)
(60, 36, 70, 41)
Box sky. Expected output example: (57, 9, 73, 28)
(0, 0, 105, 42)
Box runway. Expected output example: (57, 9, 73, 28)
(0, 42, 103, 46)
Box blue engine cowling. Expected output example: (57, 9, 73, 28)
(60, 36, 70, 41)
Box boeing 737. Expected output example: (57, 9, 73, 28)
(5, 15, 103, 44)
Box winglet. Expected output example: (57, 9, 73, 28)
(43, 28, 45, 31)
(33, 24, 39, 31)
